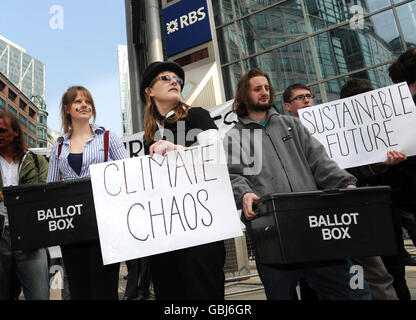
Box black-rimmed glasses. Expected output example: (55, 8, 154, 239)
(289, 93, 314, 102)
(155, 75, 184, 86)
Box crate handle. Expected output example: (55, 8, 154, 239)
(320, 188, 342, 196)
(246, 201, 267, 221)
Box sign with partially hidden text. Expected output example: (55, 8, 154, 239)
(298, 82, 416, 169)
(121, 100, 236, 158)
(90, 143, 242, 265)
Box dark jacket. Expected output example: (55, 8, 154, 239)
(144, 107, 217, 153)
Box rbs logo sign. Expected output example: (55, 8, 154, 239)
(163, 0, 212, 57)
(166, 7, 206, 35)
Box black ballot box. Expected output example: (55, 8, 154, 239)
(248, 186, 397, 265)
(3, 178, 99, 251)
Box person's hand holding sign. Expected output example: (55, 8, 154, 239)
(149, 140, 185, 157)
(382, 150, 407, 166)
(370, 150, 407, 174)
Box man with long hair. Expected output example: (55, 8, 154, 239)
(0, 111, 50, 300)
(224, 68, 371, 299)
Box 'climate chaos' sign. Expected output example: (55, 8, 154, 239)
(162, 0, 212, 57)
(90, 143, 242, 265)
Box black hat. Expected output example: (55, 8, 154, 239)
(140, 61, 185, 103)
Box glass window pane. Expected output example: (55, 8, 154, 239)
(304, 0, 391, 33)
(234, 0, 284, 17)
(365, 0, 391, 12)
(8, 106, 17, 115)
(320, 65, 394, 102)
(236, 0, 306, 57)
(221, 61, 243, 100)
(313, 10, 402, 81)
(0, 97, 5, 110)
(396, 2, 416, 47)
(29, 137, 36, 148)
(305, 0, 349, 32)
(308, 84, 323, 105)
(29, 122, 36, 134)
(243, 40, 318, 93)
(19, 114, 27, 127)
(217, 24, 240, 64)
(212, 0, 234, 26)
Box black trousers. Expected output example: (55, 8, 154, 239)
(61, 241, 120, 300)
(149, 241, 225, 300)
(125, 258, 151, 298)
(381, 207, 411, 300)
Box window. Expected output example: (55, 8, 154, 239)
(8, 106, 17, 115)
(28, 137, 36, 148)
(0, 98, 5, 110)
(38, 128, 45, 139)
(19, 99, 27, 111)
(8, 89, 17, 102)
(0, 80, 5, 92)
(29, 122, 36, 134)
(29, 108, 36, 119)
(295, 59, 306, 73)
(19, 114, 27, 127)
(280, 58, 292, 72)
(255, 14, 268, 30)
(270, 15, 283, 33)
(286, 19, 299, 33)
(38, 114, 47, 125)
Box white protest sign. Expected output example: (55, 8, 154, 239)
(121, 100, 236, 157)
(121, 131, 145, 158)
(90, 142, 243, 265)
(298, 82, 416, 169)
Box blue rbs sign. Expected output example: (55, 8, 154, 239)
(163, 0, 212, 57)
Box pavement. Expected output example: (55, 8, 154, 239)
(47, 240, 416, 300)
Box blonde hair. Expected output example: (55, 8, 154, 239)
(60, 86, 96, 133)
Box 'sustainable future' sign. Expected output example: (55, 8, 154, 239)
(298, 82, 416, 169)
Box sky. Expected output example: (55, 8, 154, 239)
(0, 0, 127, 136)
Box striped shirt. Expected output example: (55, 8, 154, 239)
(47, 124, 128, 182)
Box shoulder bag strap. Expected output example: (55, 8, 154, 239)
(57, 142, 63, 181)
(104, 130, 109, 162)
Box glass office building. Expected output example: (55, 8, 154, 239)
(212, 0, 416, 112)
(0, 35, 48, 147)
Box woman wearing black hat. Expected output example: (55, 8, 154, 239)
(140, 61, 226, 300)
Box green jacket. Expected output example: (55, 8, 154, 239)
(0, 152, 48, 189)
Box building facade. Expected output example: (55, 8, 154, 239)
(126, 0, 416, 124)
(0, 35, 48, 147)
(0, 72, 39, 147)
(214, 0, 416, 110)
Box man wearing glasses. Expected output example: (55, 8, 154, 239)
(283, 83, 314, 117)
